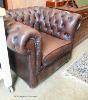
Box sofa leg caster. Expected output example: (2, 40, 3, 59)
(8, 86, 14, 93)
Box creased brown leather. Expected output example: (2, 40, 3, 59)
(5, 7, 82, 41)
(4, 7, 82, 88)
(4, 16, 42, 73)
(41, 32, 72, 67)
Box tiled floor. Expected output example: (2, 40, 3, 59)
(0, 39, 88, 100)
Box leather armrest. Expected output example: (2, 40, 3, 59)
(4, 16, 42, 54)
(4, 16, 42, 73)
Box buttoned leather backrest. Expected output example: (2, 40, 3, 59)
(6, 7, 82, 41)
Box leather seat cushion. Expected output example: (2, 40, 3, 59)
(41, 32, 72, 67)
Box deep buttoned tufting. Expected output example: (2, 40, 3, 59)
(4, 7, 82, 88)
(6, 7, 82, 41)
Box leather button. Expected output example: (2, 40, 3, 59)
(12, 35, 19, 45)
(68, 17, 73, 22)
(63, 33, 71, 40)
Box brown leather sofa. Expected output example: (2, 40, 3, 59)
(4, 7, 82, 88)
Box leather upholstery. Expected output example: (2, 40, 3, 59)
(4, 7, 82, 88)
(4, 16, 42, 73)
(41, 32, 72, 67)
(6, 7, 82, 41)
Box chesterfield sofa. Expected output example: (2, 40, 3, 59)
(4, 7, 82, 88)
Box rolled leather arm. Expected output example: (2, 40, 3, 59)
(4, 16, 42, 73)
(4, 16, 41, 53)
